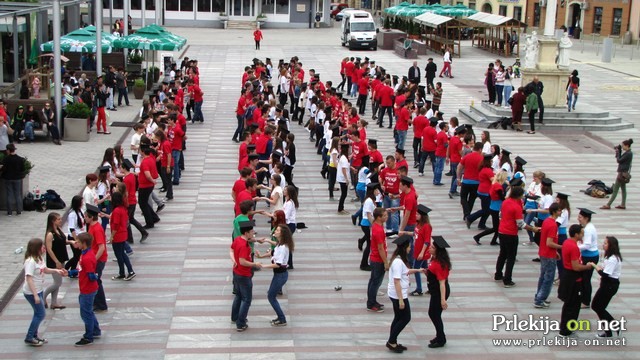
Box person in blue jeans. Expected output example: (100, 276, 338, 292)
(351, 158, 370, 226)
(259, 224, 294, 326)
(73, 233, 102, 346)
(22, 238, 67, 346)
(230, 220, 263, 331)
(534, 203, 562, 308)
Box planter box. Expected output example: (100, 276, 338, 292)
(64, 117, 90, 142)
(379, 29, 406, 50)
(0, 175, 29, 211)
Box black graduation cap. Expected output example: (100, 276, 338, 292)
(417, 204, 432, 216)
(366, 182, 379, 189)
(141, 114, 150, 120)
(98, 166, 110, 173)
(432, 235, 450, 249)
(250, 123, 259, 129)
(541, 178, 555, 186)
(483, 153, 493, 160)
(402, 76, 408, 82)
(239, 220, 255, 231)
(395, 147, 405, 156)
(364, 57, 370, 62)
(86, 204, 100, 216)
(515, 156, 527, 165)
(578, 208, 595, 218)
(392, 75, 399, 80)
(409, 78, 419, 85)
(368, 139, 377, 146)
(556, 192, 570, 200)
(370, 60, 376, 64)
(247, 144, 256, 150)
(401, 175, 413, 185)
(454, 125, 467, 135)
(162, 81, 169, 85)
(122, 159, 134, 171)
(393, 234, 413, 246)
(356, 57, 362, 62)
(428, 57, 434, 61)
(266, 57, 271, 61)
(510, 177, 523, 187)
(248, 154, 259, 160)
(501, 148, 511, 156)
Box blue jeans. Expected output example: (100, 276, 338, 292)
(93, 261, 107, 310)
(172, 150, 182, 183)
(231, 273, 253, 328)
(79, 291, 101, 341)
(383, 195, 400, 232)
(449, 162, 459, 193)
(24, 292, 45, 341)
(534, 257, 557, 305)
(567, 87, 578, 109)
(412, 259, 426, 293)
(267, 271, 289, 322)
(24, 121, 35, 141)
(367, 261, 386, 308)
(350, 83, 359, 97)
(503, 85, 513, 106)
(395, 130, 407, 151)
(419, 151, 435, 174)
(496, 85, 504, 106)
(112, 242, 133, 276)
(194, 101, 204, 122)
(524, 211, 536, 242)
(353, 188, 366, 222)
(433, 156, 445, 184)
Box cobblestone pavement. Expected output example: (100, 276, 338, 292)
(0, 25, 638, 358)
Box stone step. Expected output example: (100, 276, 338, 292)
(479, 101, 612, 119)
(227, 20, 257, 30)
(468, 106, 624, 125)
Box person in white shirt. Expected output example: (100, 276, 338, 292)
(439, 47, 453, 78)
(259, 174, 284, 212)
(481, 131, 492, 155)
(386, 235, 425, 353)
(590, 235, 623, 338)
(577, 208, 600, 308)
(130, 123, 144, 163)
(337, 143, 351, 214)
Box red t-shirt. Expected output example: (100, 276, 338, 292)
(340, 60, 347, 75)
(235, 189, 253, 216)
(253, 30, 263, 41)
(78, 249, 98, 294)
(412, 115, 427, 138)
(489, 182, 504, 201)
(401, 189, 418, 226)
(190, 85, 203, 102)
(379, 86, 394, 107)
(498, 198, 523, 236)
(123, 173, 137, 205)
(435, 131, 449, 157)
(562, 240, 582, 281)
(421, 126, 437, 152)
(359, 128, 367, 142)
(344, 62, 354, 77)
(539, 217, 559, 259)
(449, 136, 463, 163)
(358, 78, 369, 95)
(394, 94, 406, 109)
(413, 223, 432, 260)
(255, 133, 269, 155)
(138, 156, 158, 189)
(370, 223, 387, 263)
(232, 178, 246, 200)
(460, 152, 483, 181)
(238, 156, 250, 172)
(238, 142, 248, 163)
(231, 236, 253, 277)
(351, 140, 368, 167)
(171, 124, 184, 151)
(88, 222, 108, 262)
(370, 150, 383, 165)
(236, 97, 247, 116)
(428, 259, 450, 281)
(395, 107, 410, 131)
(477, 167, 494, 194)
(396, 159, 409, 172)
(110, 206, 129, 243)
(380, 167, 400, 194)
(160, 140, 174, 167)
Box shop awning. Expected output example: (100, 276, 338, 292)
(414, 12, 453, 28)
(465, 12, 526, 27)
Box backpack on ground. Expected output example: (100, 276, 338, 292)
(43, 189, 66, 209)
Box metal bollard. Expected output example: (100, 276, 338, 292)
(592, 33, 597, 45)
(581, 39, 584, 53)
(613, 42, 616, 58)
(631, 46, 634, 60)
(596, 42, 600, 56)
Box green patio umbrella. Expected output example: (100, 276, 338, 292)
(450, 4, 477, 17)
(112, 24, 186, 51)
(40, 28, 113, 53)
(397, 4, 426, 18)
(384, 2, 410, 16)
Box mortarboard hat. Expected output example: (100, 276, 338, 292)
(556, 192, 570, 200)
(428, 57, 434, 61)
(432, 236, 450, 249)
(392, 75, 399, 80)
(395, 148, 405, 155)
(393, 234, 413, 246)
(368, 139, 377, 146)
(122, 159, 134, 171)
(239, 220, 255, 231)
(98, 166, 110, 173)
(454, 125, 467, 135)
(402, 76, 408, 82)
(356, 57, 362, 62)
(248, 154, 259, 160)
(141, 114, 150, 120)
(417, 204, 432, 216)
(86, 204, 100, 216)
(510, 177, 523, 187)
(400, 175, 413, 185)
(247, 144, 256, 150)
(541, 178, 555, 186)
(364, 57, 370, 62)
(483, 153, 493, 160)
(501, 148, 511, 156)
(515, 156, 527, 165)
(578, 208, 595, 218)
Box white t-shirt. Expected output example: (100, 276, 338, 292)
(272, 244, 290, 267)
(23, 257, 46, 295)
(68, 210, 85, 235)
(362, 197, 375, 225)
(82, 186, 98, 211)
(387, 258, 410, 300)
(501, 162, 513, 179)
(131, 132, 142, 156)
(316, 109, 325, 125)
(602, 255, 621, 279)
(337, 155, 350, 183)
(491, 155, 500, 173)
(539, 194, 554, 211)
(146, 121, 158, 136)
(579, 222, 599, 254)
(557, 209, 569, 229)
(272, 186, 284, 212)
(283, 199, 296, 224)
(329, 148, 339, 167)
(482, 141, 492, 155)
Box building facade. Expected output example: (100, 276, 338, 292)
(457, 0, 527, 22)
(525, 0, 631, 39)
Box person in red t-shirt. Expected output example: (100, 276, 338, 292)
(466, 154, 493, 228)
(411, 107, 428, 167)
(138, 147, 160, 229)
(419, 119, 437, 176)
(534, 203, 562, 308)
(357, 73, 370, 115)
(235, 178, 259, 217)
(397, 176, 417, 237)
(188, 78, 204, 123)
(495, 186, 539, 288)
(168, 115, 185, 185)
(394, 99, 412, 151)
(395, 148, 409, 174)
(109, 192, 136, 281)
(120, 160, 148, 243)
(457, 142, 484, 220)
(234, 94, 247, 142)
(344, 58, 355, 91)
(433, 122, 449, 185)
(253, 28, 263, 50)
(74, 232, 101, 346)
(377, 80, 394, 128)
(155, 129, 174, 200)
(84, 204, 108, 312)
(230, 220, 262, 331)
(337, 57, 348, 92)
(379, 156, 400, 233)
(427, 236, 452, 348)
(367, 208, 389, 312)
(403, 205, 432, 295)
(447, 126, 466, 197)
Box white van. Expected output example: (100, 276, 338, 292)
(340, 10, 379, 51)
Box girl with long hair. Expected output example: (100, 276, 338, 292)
(66, 195, 85, 272)
(466, 154, 494, 230)
(43, 212, 71, 310)
(427, 236, 452, 348)
(261, 224, 295, 327)
(475, 171, 508, 245)
(481, 130, 491, 155)
(591, 236, 623, 338)
(97, 167, 111, 230)
(408, 205, 432, 295)
(109, 192, 136, 281)
(499, 149, 513, 179)
(22, 238, 66, 346)
(359, 183, 380, 271)
(283, 185, 299, 269)
(555, 193, 571, 281)
(283, 133, 296, 187)
(527, 178, 554, 254)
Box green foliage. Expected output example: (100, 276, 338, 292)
(384, 16, 390, 30)
(128, 51, 143, 64)
(134, 78, 145, 87)
(65, 101, 91, 119)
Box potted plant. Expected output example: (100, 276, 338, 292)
(219, 12, 229, 20)
(383, 16, 391, 31)
(127, 50, 143, 73)
(63, 101, 91, 142)
(257, 13, 267, 26)
(145, 66, 160, 89)
(133, 78, 145, 99)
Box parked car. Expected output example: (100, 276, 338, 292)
(330, 3, 349, 18)
(334, 7, 355, 21)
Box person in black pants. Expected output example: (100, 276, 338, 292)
(337, 144, 350, 214)
(485, 63, 496, 104)
(590, 236, 623, 338)
(138, 148, 160, 228)
(426, 236, 451, 348)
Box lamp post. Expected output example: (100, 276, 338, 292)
(53, 0, 62, 132)
(95, 0, 103, 75)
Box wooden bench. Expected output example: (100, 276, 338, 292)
(411, 39, 428, 55)
(4, 98, 56, 137)
(394, 38, 418, 59)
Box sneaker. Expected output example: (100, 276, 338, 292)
(25, 339, 44, 347)
(532, 258, 541, 262)
(75, 338, 93, 346)
(544, 301, 551, 306)
(35, 337, 48, 343)
(553, 278, 560, 286)
(140, 233, 149, 243)
(504, 281, 516, 288)
(124, 272, 136, 281)
(270, 319, 287, 327)
(419, 173, 424, 177)
(236, 325, 249, 332)
(494, 274, 503, 281)
(410, 290, 423, 296)
(111, 275, 126, 280)
(533, 302, 549, 309)
(337, 210, 350, 215)
(156, 204, 165, 213)
(522, 242, 534, 246)
(367, 305, 384, 313)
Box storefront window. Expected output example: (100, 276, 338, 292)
(131, 0, 141, 10)
(181, 0, 193, 11)
(513, 6, 522, 21)
(103, 0, 124, 9)
(593, 7, 603, 34)
(276, 0, 288, 14)
(499, 5, 507, 16)
(198, 0, 210, 11)
(612, 8, 622, 36)
(166, 0, 179, 11)
(262, 0, 274, 14)
(145, 0, 156, 10)
(212, 0, 224, 12)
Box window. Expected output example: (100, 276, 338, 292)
(468, 1, 475, 10)
(262, 0, 274, 14)
(212, 0, 223, 12)
(181, 0, 193, 11)
(276, 0, 288, 14)
(457, 1, 464, 4)
(593, 7, 603, 34)
(145, 0, 156, 10)
(103, 0, 123, 9)
(131, 0, 141, 10)
(499, 5, 507, 16)
(198, 0, 210, 11)
(351, 22, 376, 31)
(533, 3, 540, 27)
(513, 6, 522, 21)
(612, 8, 622, 36)
(166, 0, 179, 11)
